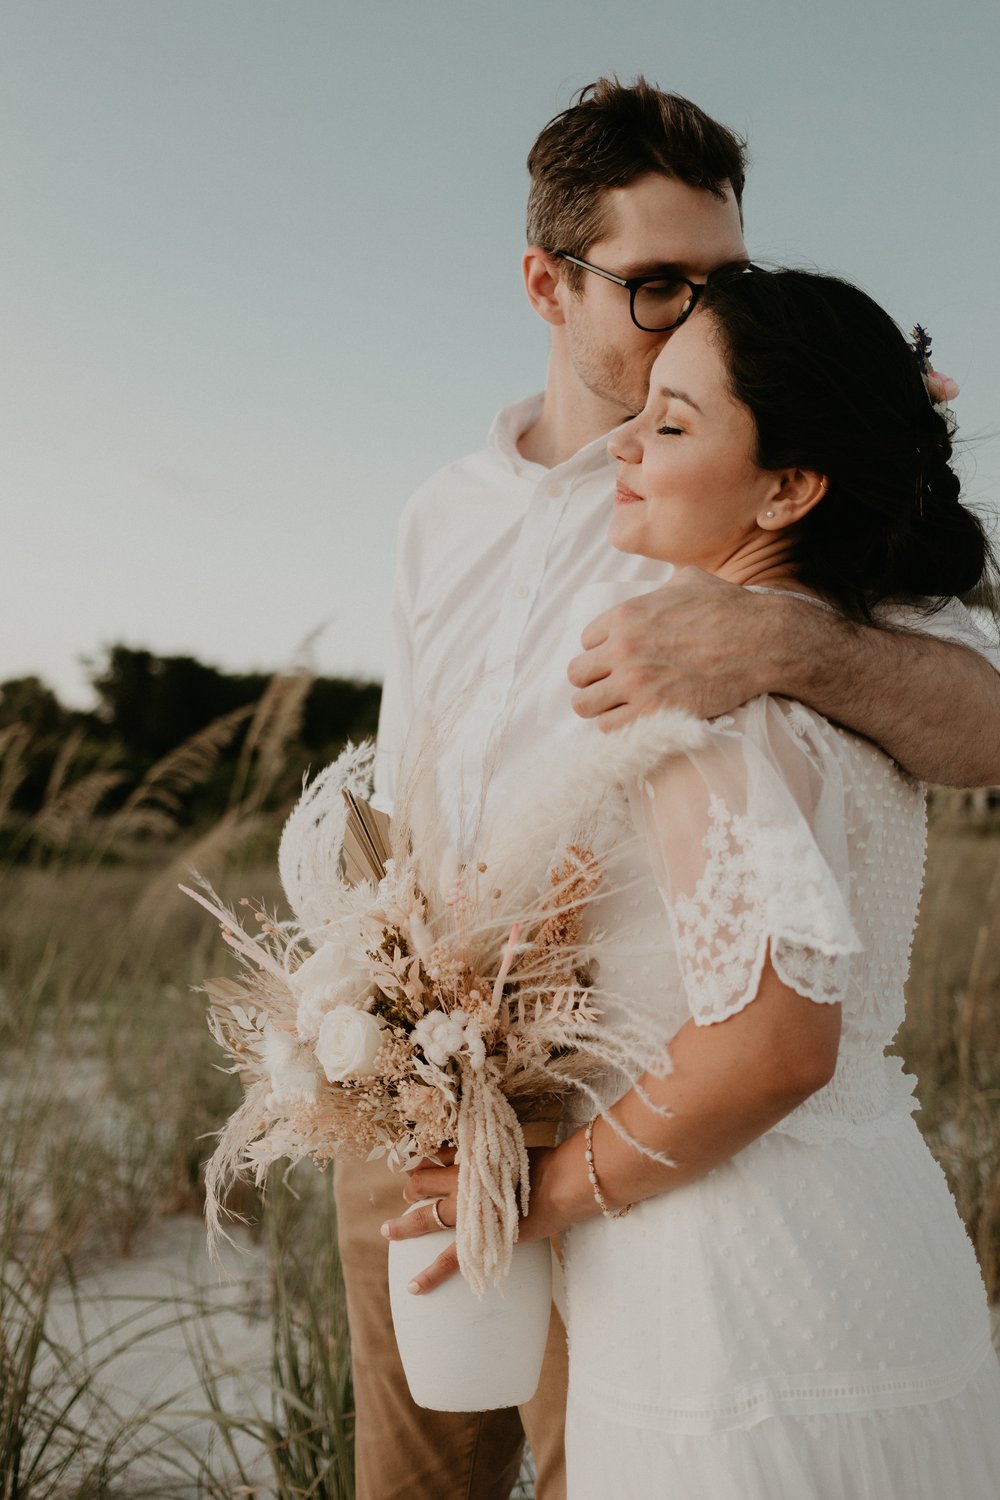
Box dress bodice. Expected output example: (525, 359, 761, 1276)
(575, 695, 928, 1147)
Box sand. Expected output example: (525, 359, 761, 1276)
(43, 1214, 275, 1493)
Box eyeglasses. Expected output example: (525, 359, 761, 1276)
(554, 252, 706, 333)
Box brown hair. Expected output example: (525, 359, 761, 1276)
(526, 76, 748, 288)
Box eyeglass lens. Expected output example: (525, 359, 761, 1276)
(632, 278, 696, 332)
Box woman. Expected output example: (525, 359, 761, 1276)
(387, 268, 1000, 1497)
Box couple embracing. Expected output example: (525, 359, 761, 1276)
(337, 78, 1000, 1499)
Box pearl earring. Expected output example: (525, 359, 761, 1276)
(764, 509, 775, 519)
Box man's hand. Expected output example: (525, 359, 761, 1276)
(568, 568, 779, 729)
(567, 566, 1000, 784)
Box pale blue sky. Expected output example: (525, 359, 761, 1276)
(3, 0, 998, 705)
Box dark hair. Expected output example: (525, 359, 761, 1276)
(698, 267, 995, 619)
(526, 77, 748, 290)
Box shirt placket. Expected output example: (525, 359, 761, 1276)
(454, 471, 570, 822)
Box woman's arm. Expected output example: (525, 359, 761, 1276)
(389, 955, 842, 1292)
(567, 568, 1000, 786)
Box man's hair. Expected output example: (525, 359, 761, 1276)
(526, 76, 748, 287)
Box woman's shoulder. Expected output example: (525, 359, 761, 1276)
(711, 696, 925, 834)
(721, 694, 915, 773)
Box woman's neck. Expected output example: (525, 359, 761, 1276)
(711, 529, 809, 592)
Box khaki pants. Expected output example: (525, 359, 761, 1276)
(334, 1155, 568, 1500)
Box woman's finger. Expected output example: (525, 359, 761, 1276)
(381, 1197, 455, 1241)
(408, 1240, 461, 1295)
(404, 1164, 459, 1203)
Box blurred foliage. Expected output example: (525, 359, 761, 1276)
(0, 647, 381, 834)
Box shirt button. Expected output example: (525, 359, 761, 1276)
(514, 584, 529, 599)
(546, 481, 564, 498)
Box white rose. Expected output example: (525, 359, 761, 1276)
(291, 936, 366, 1041)
(261, 1027, 322, 1108)
(315, 1006, 385, 1081)
(290, 942, 346, 990)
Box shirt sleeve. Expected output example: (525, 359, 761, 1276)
(633, 696, 863, 1027)
(372, 504, 418, 816)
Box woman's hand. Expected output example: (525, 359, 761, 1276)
(380, 1146, 570, 1294)
(379, 1148, 460, 1292)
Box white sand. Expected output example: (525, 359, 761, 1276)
(43, 1214, 276, 1493)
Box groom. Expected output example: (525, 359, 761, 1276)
(337, 78, 1000, 1500)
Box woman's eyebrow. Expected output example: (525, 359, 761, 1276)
(659, 386, 703, 414)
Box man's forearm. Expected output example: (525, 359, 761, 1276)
(570, 570, 1000, 785)
(771, 599, 1000, 787)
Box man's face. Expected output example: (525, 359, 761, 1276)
(557, 172, 747, 417)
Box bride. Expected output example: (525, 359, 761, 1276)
(385, 266, 1000, 1498)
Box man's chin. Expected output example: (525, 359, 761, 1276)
(588, 380, 647, 422)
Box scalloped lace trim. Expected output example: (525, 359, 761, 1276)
(687, 928, 853, 1028)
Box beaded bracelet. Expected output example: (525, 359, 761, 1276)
(584, 1116, 632, 1220)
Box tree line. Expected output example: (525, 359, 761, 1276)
(0, 645, 382, 828)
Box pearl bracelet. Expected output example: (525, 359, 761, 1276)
(584, 1116, 632, 1220)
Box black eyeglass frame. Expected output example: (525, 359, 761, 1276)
(553, 251, 707, 333)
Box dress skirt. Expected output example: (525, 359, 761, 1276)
(566, 1354, 1000, 1500)
(562, 1120, 1000, 1499)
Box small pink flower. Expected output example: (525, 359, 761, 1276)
(926, 370, 960, 404)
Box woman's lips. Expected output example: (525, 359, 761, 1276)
(614, 483, 644, 505)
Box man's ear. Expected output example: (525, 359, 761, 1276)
(522, 247, 567, 326)
(756, 468, 829, 531)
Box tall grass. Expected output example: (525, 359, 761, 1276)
(900, 795, 1000, 1299)
(0, 674, 361, 1495)
(0, 697, 997, 1495)
(152, 1174, 355, 1499)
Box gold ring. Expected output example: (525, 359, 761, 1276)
(430, 1198, 448, 1231)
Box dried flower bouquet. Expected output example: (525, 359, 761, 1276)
(185, 710, 707, 1294)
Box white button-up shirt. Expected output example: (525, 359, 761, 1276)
(374, 393, 669, 825)
(374, 392, 999, 827)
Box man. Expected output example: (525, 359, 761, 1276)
(336, 78, 1000, 1500)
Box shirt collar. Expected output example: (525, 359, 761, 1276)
(487, 392, 619, 482)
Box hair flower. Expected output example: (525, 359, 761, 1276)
(925, 370, 960, 405)
(911, 325, 960, 412)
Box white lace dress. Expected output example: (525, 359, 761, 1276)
(562, 694, 1000, 1499)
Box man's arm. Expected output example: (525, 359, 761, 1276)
(567, 567, 1000, 787)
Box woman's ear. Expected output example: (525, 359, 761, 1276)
(757, 469, 829, 531)
(522, 248, 567, 326)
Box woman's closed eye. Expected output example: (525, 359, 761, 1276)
(657, 425, 685, 436)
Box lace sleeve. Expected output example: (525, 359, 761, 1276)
(633, 696, 863, 1026)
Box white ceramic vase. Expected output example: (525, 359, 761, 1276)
(387, 1205, 553, 1411)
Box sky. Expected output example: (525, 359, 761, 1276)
(3, 0, 999, 706)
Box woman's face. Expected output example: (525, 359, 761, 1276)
(607, 311, 781, 570)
